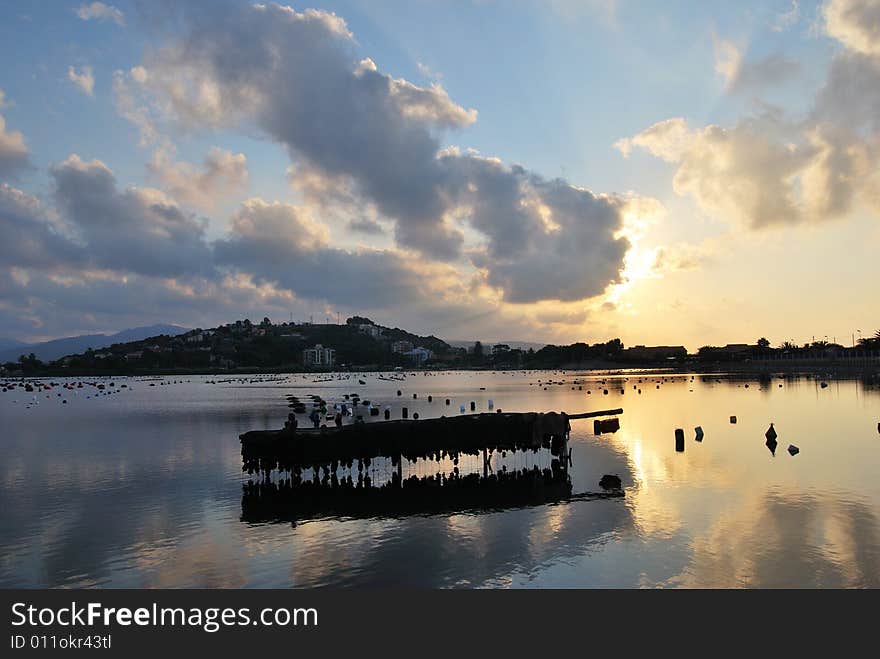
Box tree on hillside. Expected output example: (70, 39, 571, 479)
(857, 329, 880, 349)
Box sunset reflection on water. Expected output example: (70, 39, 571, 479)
(1, 370, 878, 587)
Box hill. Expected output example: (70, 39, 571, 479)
(1, 317, 453, 374)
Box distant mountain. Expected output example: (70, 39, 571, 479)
(0, 337, 28, 352)
(0, 324, 190, 363)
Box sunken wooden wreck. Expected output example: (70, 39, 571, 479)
(240, 409, 622, 474)
(239, 408, 624, 522)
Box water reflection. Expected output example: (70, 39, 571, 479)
(670, 489, 880, 587)
(241, 468, 582, 523)
(0, 370, 878, 587)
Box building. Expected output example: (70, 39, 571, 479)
(391, 340, 413, 354)
(405, 346, 433, 364)
(697, 343, 755, 361)
(185, 330, 214, 343)
(303, 344, 336, 367)
(358, 323, 383, 339)
(621, 345, 687, 361)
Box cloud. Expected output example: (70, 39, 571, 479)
(348, 217, 385, 235)
(0, 91, 30, 178)
(772, 1, 801, 32)
(728, 53, 802, 92)
(712, 36, 801, 92)
(0, 184, 84, 270)
(824, 0, 880, 57)
(130, 4, 475, 259)
(214, 198, 465, 309)
(50, 155, 215, 277)
(615, 117, 692, 160)
(713, 35, 743, 89)
(68, 65, 95, 96)
(127, 2, 634, 302)
(4, 3, 662, 340)
(148, 146, 249, 210)
(0, 268, 295, 341)
(112, 69, 160, 147)
(616, 116, 826, 228)
(814, 45, 880, 133)
(74, 3, 125, 27)
(617, 1, 880, 229)
(455, 155, 630, 302)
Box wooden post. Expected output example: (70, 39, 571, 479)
(675, 428, 685, 452)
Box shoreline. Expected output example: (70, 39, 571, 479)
(3, 360, 878, 380)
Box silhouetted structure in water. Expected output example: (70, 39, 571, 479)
(240, 411, 597, 473)
(240, 465, 616, 523)
(239, 409, 625, 521)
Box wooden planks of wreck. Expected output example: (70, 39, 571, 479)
(240, 409, 622, 470)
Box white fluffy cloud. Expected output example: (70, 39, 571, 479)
(50, 155, 215, 278)
(148, 146, 249, 210)
(0, 91, 30, 178)
(3, 2, 662, 338)
(126, 2, 634, 303)
(68, 65, 95, 96)
(74, 3, 125, 27)
(618, 0, 880, 229)
(616, 115, 874, 228)
(824, 0, 880, 57)
(214, 198, 467, 309)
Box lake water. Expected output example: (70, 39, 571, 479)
(1, 370, 879, 588)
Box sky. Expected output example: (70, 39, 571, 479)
(0, 0, 878, 350)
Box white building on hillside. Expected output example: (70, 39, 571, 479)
(303, 344, 336, 367)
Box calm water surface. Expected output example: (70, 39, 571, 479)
(1, 370, 879, 588)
